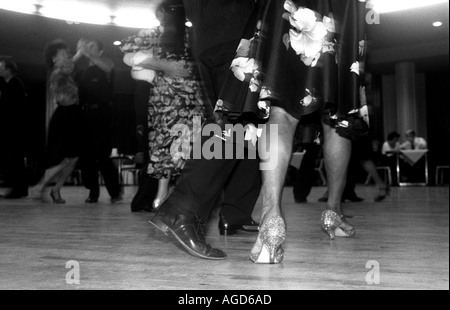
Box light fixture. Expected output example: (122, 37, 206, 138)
(113, 8, 160, 29)
(185, 20, 193, 28)
(113, 41, 122, 46)
(433, 21, 443, 27)
(0, 0, 35, 14)
(40, 0, 111, 25)
(0, 0, 162, 29)
(371, 0, 448, 14)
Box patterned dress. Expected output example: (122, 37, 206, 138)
(216, 0, 369, 141)
(124, 28, 206, 179)
(47, 63, 83, 167)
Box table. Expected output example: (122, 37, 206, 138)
(396, 150, 429, 186)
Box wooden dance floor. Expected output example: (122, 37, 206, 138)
(0, 185, 448, 290)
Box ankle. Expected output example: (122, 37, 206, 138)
(326, 204, 342, 215)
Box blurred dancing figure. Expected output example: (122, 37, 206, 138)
(0, 59, 28, 199)
(74, 39, 123, 204)
(30, 40, 82, 203)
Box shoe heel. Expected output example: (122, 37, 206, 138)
(321, 210, 355, 239)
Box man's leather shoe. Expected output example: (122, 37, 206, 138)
(131, 205, 155, 213)
(218, 214, 259, 236)
(4, 190, 28, 199)
(148, 209, 227, 260)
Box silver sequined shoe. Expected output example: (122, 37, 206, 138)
(250, 215, 286, 264)
(321, 210, 356, 240)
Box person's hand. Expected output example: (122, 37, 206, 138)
(164, 61, 190, 79)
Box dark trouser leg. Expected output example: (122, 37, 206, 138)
(5, 154, 28, 195)
(99, 156, 121, 198)
(343, 156, 358, 199)
(161, 156, 240, 223)
(293, 144, 321, 201)
(131, 173, 159, 212)
(221, 158, 261, 225)
(81, 156, 100, 199)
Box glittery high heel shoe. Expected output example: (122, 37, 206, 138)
(250, 215, 286, 264)
(321, 210, 355, 240)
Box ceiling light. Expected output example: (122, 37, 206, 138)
(113, 41, 122, 46)
(40, 1, 111, 25)
(433, 21, 443, 27)
(371, 0, 448, 14)
(185, 20, 193, 28)
(0, 0, 35, 14)
(114, 9, 160, 29)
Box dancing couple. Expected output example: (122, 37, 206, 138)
(147, 0, 368, 263)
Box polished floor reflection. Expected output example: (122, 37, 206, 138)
(0, 185, 448, 290)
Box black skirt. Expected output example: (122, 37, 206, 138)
(216, 0, 369, 141)
(47, 104, 83, 167)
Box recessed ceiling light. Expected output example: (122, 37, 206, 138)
(113, 41, 122, 46)
(433, 21, 443, 27)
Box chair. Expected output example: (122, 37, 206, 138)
(121, 165, 140, 186)
(435, 166, 449, 186)
(364, 166, 392, 186)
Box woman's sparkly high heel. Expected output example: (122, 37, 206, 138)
(50, 190, 66, 204)
(321, 210, 355, 240)
(374, 186, 390, 202)
(250, 215, 286, 264)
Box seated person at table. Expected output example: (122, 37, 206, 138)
(400, 130, 427, 150)
(399, 130, 428, 183)
(381, 131, 400, 184)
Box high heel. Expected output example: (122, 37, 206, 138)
(50, 190, 66, 204)
(250, 215, 286, 264)
(374, 186, 390, 202)
(321, 210, 355, 240)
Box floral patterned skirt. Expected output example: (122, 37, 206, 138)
(216, 0, 369, 141)
(147, 69, 205, 180)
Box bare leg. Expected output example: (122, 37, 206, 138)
(51, 158, 78, 195)
(322, 124, 352, 214)
(251, 107, 298, 259)
(360, 159, 389, 201)
(29, 159, 68, 198)
(360, 159, 385, 189)
(321, 123, 355, 238)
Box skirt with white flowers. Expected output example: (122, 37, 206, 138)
(216, 0, 369, 141)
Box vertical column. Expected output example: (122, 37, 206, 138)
(382, 74, 397, 138)
(395, 62, 427, 139)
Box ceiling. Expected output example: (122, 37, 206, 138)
(0, 0, 448, 92)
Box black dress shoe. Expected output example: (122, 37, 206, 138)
(131, 204, 155, 213)
(148, 209, 227, 260)
(85, 197, 99, 203)
(4, 190, 28, 199)
(218, 214, 259, 236)
(343, 196, 364, 203)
